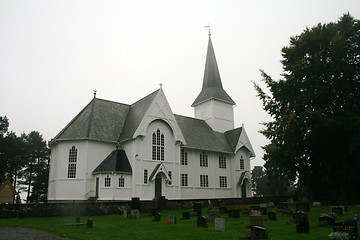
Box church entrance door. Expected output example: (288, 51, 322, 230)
(155, 174, 162, 197)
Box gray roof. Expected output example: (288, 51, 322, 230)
(52, 98, 130, 143)
(224, 127, 243, 152)
(51, 90, 159, 144)
(192, 37, 235, 107)
(118, 90, 158, 142)
(93, 149, 132, 174)
(175, 114, 233, 153)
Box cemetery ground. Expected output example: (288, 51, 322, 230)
(0, 204, 359, 240)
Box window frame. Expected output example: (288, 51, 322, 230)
(67, 146, 77, 179)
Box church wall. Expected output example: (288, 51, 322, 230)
(48, 141, 116, 200)
(125, 119, 181, 200)
(96, 173, 132, 200)
(179, 148, 235, 199)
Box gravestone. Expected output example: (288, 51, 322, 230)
(131, 197, 141, 211)
(268, 211, 277, 221)
(293, 212, 309, 233)
(182, 212, 190, 219)
(197, 216, 208, 228)
(75, 216, 80, 223)
(296, 202, 310, 212)
(169, 215, 177, 224)
(319, 213, 336, 225)
(228, 210, 240, 218)
(87, 219, 93, 228)
(193, 203, 202, 216)
(331, 206, 346, 216)
(333, 220, 359, 239)
(260, 207, 267, 215)
(219, 207, 228, 214)
(251, 226, 268, 239)
(250, 214, 263, 227)
(313, 202, 321, 206)
(131, 209, 140, 219)
(208, 210, 221, 221)
(152, 212, 161, 222)
(214, 217, 225, 232)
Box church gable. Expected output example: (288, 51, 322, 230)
(225, 127, 255, 157)
(131, 88, 185, 144)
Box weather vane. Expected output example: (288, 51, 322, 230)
(93, 89, 97, 98)
(205, 24, 211, 36)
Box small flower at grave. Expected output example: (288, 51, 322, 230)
(165, 221, 172, 224)
(236, 205, 244, 211)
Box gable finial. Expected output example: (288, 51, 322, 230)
(205, 24, 211, 37)
(93, 89, 97, 98)
(159, 83, 163, 89)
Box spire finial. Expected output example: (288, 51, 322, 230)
(93, 89, 97, 98)
(205, 24, 211, 36)
(159, 83, 163, 89)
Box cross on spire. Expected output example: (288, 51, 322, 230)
(205, 24, 211, 36)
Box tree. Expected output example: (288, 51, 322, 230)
(254, 14, 360, 201)
(21, 131, 50, 203)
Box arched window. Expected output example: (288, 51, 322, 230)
(240, 156, 245, 170)
(152, 129, 164, 161)
(67, 146, 77, 178)
(105, 175, 111, 187)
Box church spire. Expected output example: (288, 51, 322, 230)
(191, 34, 235, 107)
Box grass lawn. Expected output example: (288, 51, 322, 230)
(0, 204, 358, 240)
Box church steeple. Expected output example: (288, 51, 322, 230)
(192, 34, 236, 133)
(191, 36, 235, 107)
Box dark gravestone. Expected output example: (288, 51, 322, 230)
(193, 203, 202, 216)
(260, 207, 267, 215)
(331, 206, 346, 216)
(87, 219, 93, 228)
(319, 213, 336, 225)
(197, 216, 208, 228)
(150, 208, 157, 216)
(182, 212, 190, 219)
(219, 207, 228, 214)
(296, 202, 310, 212)
(250, 215, 263, 227)
(333, 220, 359, 239)
(152, 212, 161, 222)
(251, 226, 268, 239)
(208, 210, 221, 221)
(228, 210, 240, 218)
(268, 211, 277, 221)
(75, 216, 80, 223)
(131, 197, 141, 210)
(293, 212, 309, 233)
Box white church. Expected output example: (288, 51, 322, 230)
(47, 35, 255, 201)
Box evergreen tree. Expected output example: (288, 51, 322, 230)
(254, 14, 360, 201)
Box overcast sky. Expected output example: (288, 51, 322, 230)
(1, 0, 359, 168)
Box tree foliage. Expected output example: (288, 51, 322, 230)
(254, 14, 360, 201)
(0, 116, 50, 203)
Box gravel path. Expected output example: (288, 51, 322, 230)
(0, 227, 70, 240)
